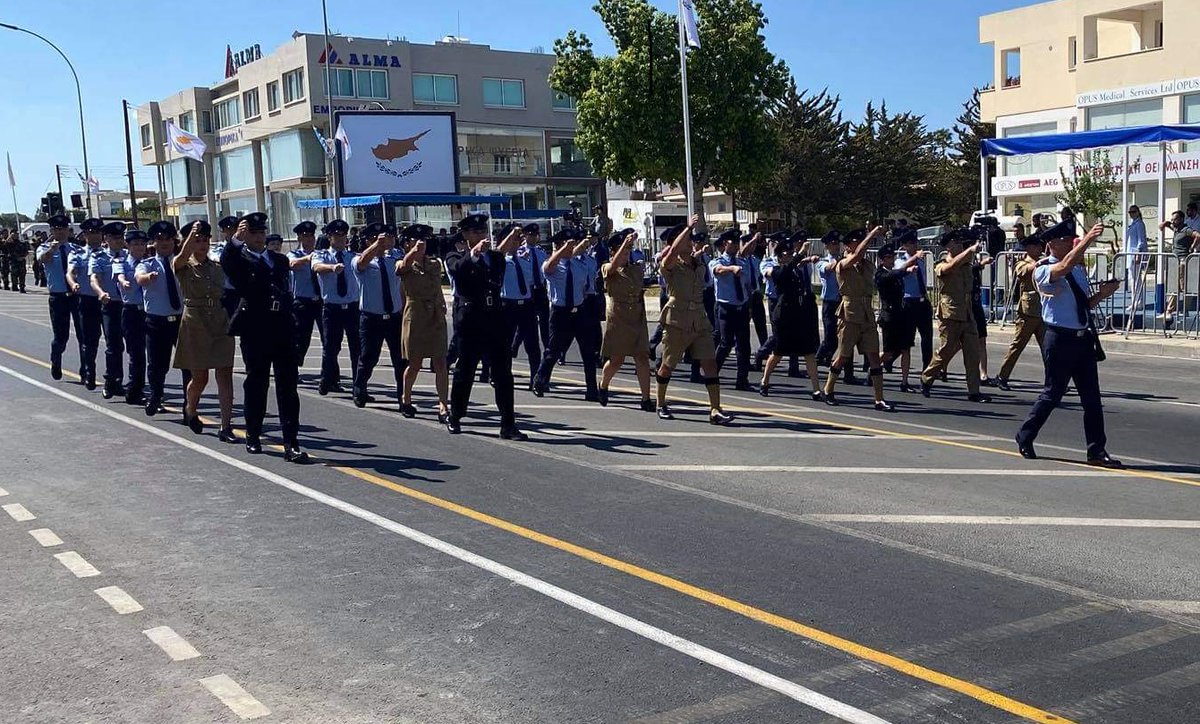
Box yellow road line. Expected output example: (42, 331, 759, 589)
(0, 343, 1072, 721)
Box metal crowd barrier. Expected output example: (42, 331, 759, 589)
(1108, 252, 1180, 338)
(1184, 253, 1200, 339)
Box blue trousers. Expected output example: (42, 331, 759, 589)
(354, 312, 406, 399)
(321, 303, 361, 387)
(1016, 326, 1107, 458)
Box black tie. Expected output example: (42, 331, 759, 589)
(380, 256, 395, 314)
(564, 260, 575, 308)
(514, 255, 528, 296)
(733, 260, 745, 302)
(530, 249, 543, 288)
(59, 245, 69, 277)
(916, 262, 927, 300)
(336, 250, 348, 298)
(309, 255, 319, 295)
(1064, 269, 1090, 326)
(162, 257, 181, 311)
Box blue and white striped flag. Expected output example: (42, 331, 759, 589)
(680, 0, 701, 49)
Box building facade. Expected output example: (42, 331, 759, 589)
(137, 33, 600, 233)
(979, 0, 1200, 225)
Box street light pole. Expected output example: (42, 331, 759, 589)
(0, 23, 92, 214)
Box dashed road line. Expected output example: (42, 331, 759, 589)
(1125, 600, 1200, 614)
(94, 586, 144, 614)
(2, 502, 35, 521)
(198, 674, 271, 720)
(28, 527, 63, 547)
(53, 550, 101, 578)
(143, 625, 201, 661)
(805, 515, 1200, 528)
(608, 465, 1126, 477)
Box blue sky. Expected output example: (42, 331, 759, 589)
(0, 0, 1033, 218)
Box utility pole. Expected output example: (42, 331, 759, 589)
(54, 164, 66, 220)
(122, 100, 139, 224)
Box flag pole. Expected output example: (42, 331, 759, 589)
(677, 0, 696, 218)
(7, 154, 20, 237)
(321, 0, 341, 221)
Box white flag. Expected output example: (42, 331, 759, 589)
(312, 126, 336, 159)
(166, 121, 207, 162)
(334, 122, 352, 160)
(6, 152, 14, 187)
(78, 171, 99, 193)
(680, 0, 701, 49)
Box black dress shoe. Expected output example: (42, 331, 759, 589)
(145, 397, 161, 417)
(584, 392, 601, 403)
(446, 417, 462, 434)
(400, 403, 417, 418)
(284, 446, 310, 464)
(84, 376, 96, 391)
(967, 392, 993, 403)
(437, 410, 450, 425)
(810, 389, 825, 402)
(218, 428, 237, 444)
(531, 383, 545, 398)
(899, 382, 917, 394)
(245, 439, 263, 454)
(102, 386, 115, 400)
(980, 377, 996, 388)
(920, 381, 933, 398)
(824, 392, 839, 406)
(639, 399, 656, 412)
(499, 426, 528, 441)
(1086, 452, 1124, 469)
(186, 412, 204, 435)
(874, 400, 895, 412)
(995, 378, 1012, 391)
(352, 395, 367, 409)
(1016, 437, 1037, 459)
(759, 384, 770, 397)
(709, 409, 734, 426)
(50, 358, 63, 381)
(125, 393, 145, 406)
(317, 382, 330, 396)
(657, 405, 674, 421)
(597, 387, 609, 406)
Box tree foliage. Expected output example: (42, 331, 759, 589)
(846, 102, 951, 224)
(944, 88, 996, 218)
(1057, 151, 1119, 225)
(551, 0, 789, 202)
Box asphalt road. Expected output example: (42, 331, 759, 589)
(0, 284, 1197, 724)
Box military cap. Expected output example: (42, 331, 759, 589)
(716, 228, 740, 244)
(607, 231, 627, 247)
(690, 228, 710, 243)
(821, 230, 843, 244)
(323, 219, 350, 235)
(293, 220, 318, 235)
(844, 228, 867, 244)
(774, 237, 795, 253)
(767, 230, 790, 242)
(787, 230, 808, 245)
(938, 229, 962, 247)
(400, 223, 433, 241)
(362, 222, 397, 239)
(147, 220, 177, 238)
(521, 222, 541, 234)
(217, 215, 240, 231)
(1018, 230, 1045, 247)
(243, 212, 268, 232)
(80, 218, 104, 232)
(124, 229, 148, 243)
(549, 229, 575, 245)
(894, 228, 918, 245)
(660, 223, 686, 242)
(101, 221, 126, 237)
(181, 219, 212, 237)
(265, 233, 284, 243)
(1040, 217, 1077, 243)
(877, 243, 897, 257)
(458, 213, 490, 232)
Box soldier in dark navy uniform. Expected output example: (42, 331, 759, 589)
(287, 220, 324, 370)
(68, 218, 106, 390)
(211, 216, 242, 319)
(35, 215, 79, 379)
(445, 214, 527, 440)
(220, 212, 308, 463)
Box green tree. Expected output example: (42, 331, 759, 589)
(552, 0, 789, 215)
(739, 83, 849, 227)
(944, 88, 997, 221)
(117, 198, 160, 222)
(0, 212, 33, 229)
(846, 102, 951, 225)
(1058, 151, 1120, 253)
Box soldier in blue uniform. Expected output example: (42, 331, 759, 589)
(352, 221, 407, 409)
(581, 233, 605, 371)
(312, 219, 361, 395)
(211, 216, 242, 318)
(135, 221, 184, 415)
(287, 220, 324, 369)
(532, 228, 598, 400)
(1015, 219, 1122, 468)
(744, 232, 769, 361)
(35, 214, 79, 380)
(502, 223, 544, 388)
(115, 229, 148, 405)
(894, 229, 933, 374)
(68, 218, 106, 390)
(710, 229, 754, 391)
(89, 222, 128, 398)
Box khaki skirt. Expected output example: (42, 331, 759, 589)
(174, 305, 235, 370)
(601, 300, 649, 358)
(402, 298, 448, 359)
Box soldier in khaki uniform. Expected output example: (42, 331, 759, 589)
(920, 229, 992, 402)
(598, 229, 654, 411)
(996, 232, 1046, 391)
(397, 224, 450, 422)
(655, 216, 733, 424)
(821, 226, 893, 411)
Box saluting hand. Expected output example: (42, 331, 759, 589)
(1082, 223, 1104, 244)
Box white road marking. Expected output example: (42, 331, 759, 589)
(199, 674, 270, 720)
(2, 502, 35, 521)
(1124, 600, 1200, 614)
(805, 515, 1200, 528)
(28, 528, 63, 547)
(541, 429, 877, 439)
(54, 551, 100, 578)
(0, 486, 7, 496)
(0, 363, 889, 724)
(94, 586, 144, 614)
(143, 625, 201, 661)
(608, 465, 1127, 477)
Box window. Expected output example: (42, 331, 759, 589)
(1068, 36, 1077, 70)
(325, 67, 354, 97)
(552, 91, 578, 111)
(201, 110, 213, 133)
(1087, 98, 1162, 130)
(492, 154, 513, 174)
(283, 68, 305, 103)
(266, 81, 280, 112)
(1001, 122, 1058, 176)
(242, 89, 260, 120)
(214, 97, 241, 129)
(356, 69, 388, 99)
(140, 124, 151, 148)
(549, 137, 593, 177)
(1002, 48, 1021, 88)
(483, 78, 525, 108)
(178, 111, 194, 133)
(413, 73, 458, 104)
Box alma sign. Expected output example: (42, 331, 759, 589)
(224, 44, 262, 79)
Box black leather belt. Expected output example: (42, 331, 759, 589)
(1046, 324, 1088, 337)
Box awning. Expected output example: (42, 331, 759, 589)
(980, 124, 1200, 157)
(296, 194, 512, 209)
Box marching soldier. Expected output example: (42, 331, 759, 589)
(597, 229, 655, 410)
(920, 230, 992, 403)
(397, 224, 450, 421)
(311, 219, 361, 396)
(875, 243, 924, 392)
(894, 229, 933, 372)
(654, 216, 733, 425)
(212, 216, 242, 318)
(68, 218, 106, 390)
(135, 221, 184, 415)
(745, 232, 769, 358)
(445, 213, 527, 440)
(996, 232, 1047, 390)
(115, 229, 148, 405)
(287, 220, 324, 369)
(89, 222, 127, 399)
(351, 221, 407, 409)
(35, 215, 78, 380)
(815, 231, 858, 384)
(532, 228, 598, 401)
(758, 234, 823, 399)
(502, 223, 544, 388)
(820, 227, 893, 411)
(219, 212, 308, 463)
(0, 227, 10, 290)
(711, 229, 754, 391)
(7, 228, 29, 293)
